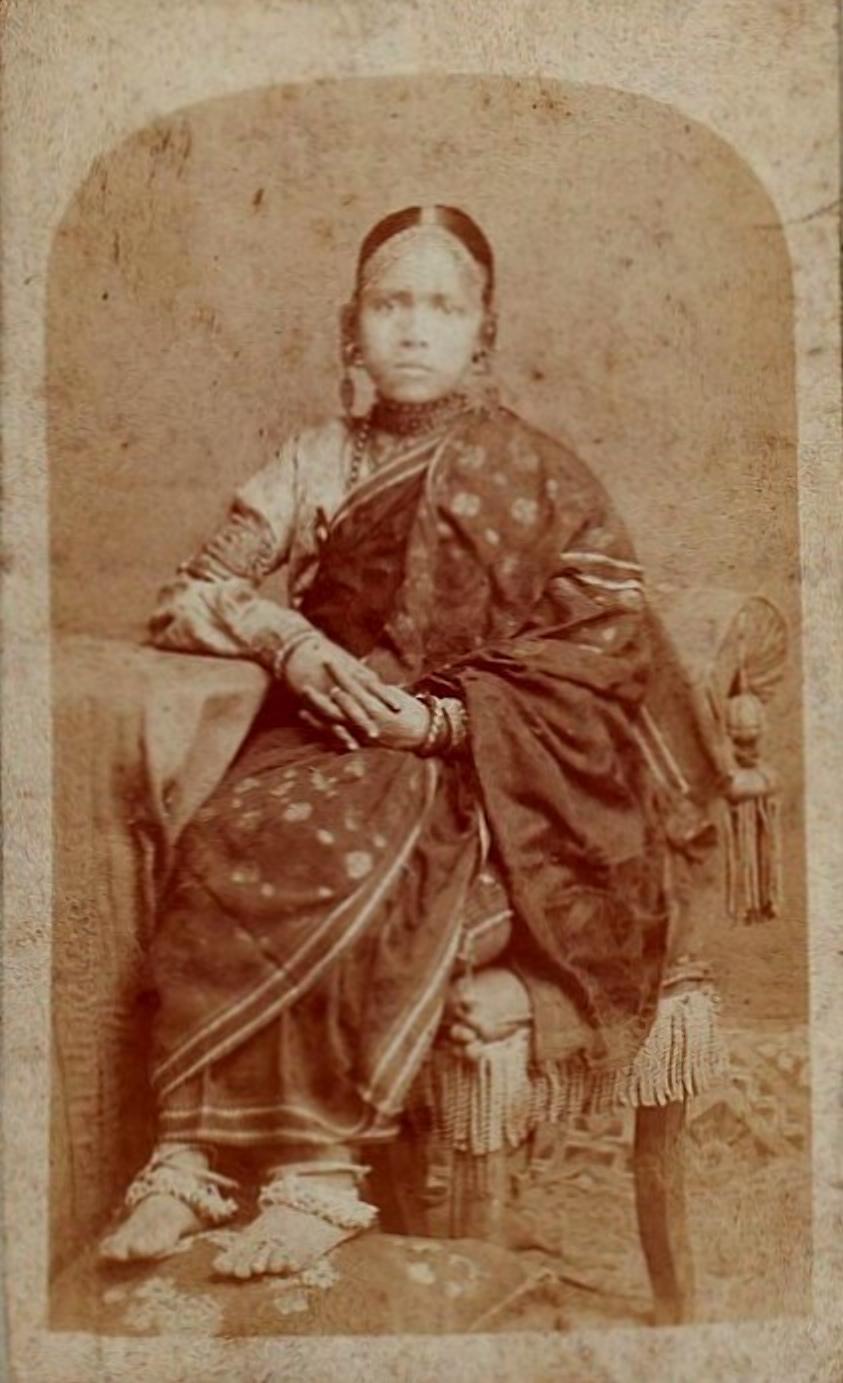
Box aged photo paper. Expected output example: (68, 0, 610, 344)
(2, 1, 840, 1378)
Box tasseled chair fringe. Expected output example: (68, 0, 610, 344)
(412, 987, 729, 1158)
(725, 791, 783, 923)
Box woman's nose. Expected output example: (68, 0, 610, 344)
(397, 307, 429, 346)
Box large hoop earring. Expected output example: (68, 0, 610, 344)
(480, 310, 498, 356)
(340, 367, 356, 419)
(471, 329, 499, 407)
(339, 303, 362, 419)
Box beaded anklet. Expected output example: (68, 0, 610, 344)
(124, 1147, 239, 1226)
(258, 1171, 378, 1233)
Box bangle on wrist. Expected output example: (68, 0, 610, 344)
(440, 696, 469, 752)
(272, 630, 323, 682)
(409, 697, 456, 763)
(415, 693, 451, 757)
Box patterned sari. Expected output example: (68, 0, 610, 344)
(152, 404, 674, 1148)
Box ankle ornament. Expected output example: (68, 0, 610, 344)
(258, 1172, 377, 1232)
(125, 1148, 239, 1226)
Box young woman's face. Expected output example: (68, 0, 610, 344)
(355, 238, 487, 403)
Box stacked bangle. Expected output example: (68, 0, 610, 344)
(416, 692, 469, 757)
(416, 693, 447, 756)
(440, 696, 469, 751)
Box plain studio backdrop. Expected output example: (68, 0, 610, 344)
(47, 73, 805, 1015)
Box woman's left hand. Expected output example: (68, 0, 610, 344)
(305, 669, 431, 751)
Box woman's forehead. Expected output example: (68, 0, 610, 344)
(360, 236, 486, 301)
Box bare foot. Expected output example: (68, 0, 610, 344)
(213, 1170, 375, 1281)
(100, 1194, 203, 1263)
(99, 1146, 218, 1263)
(213, 1203, 351, 1280)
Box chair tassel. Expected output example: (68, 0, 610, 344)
(413, 988, 729, 1154)
(723, 688, 783, 923)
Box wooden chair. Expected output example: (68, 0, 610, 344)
(373, 969, 720, 1324)
(371, 588, 788, 1325)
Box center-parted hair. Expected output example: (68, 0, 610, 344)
(355, 205, 495, 305)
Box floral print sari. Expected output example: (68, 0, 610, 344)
(151, 404, 675, 1148)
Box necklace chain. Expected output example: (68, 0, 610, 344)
(347, 393, 475, 492)
(348, 416, 373, 491)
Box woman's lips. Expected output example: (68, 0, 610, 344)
(392, 362, 433, 373)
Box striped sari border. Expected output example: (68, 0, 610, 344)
(330, 435, 437, 533)
(362, 876, 469, 1107)
(559, 549, 644, 576)
(154, 761, 439, 1096)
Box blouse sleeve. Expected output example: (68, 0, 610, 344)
(148, 435, 317, 672)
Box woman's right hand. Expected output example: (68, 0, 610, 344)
(283, 633, 405, 748)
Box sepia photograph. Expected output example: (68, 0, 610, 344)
(2, 3, 840, 1379)
(47, 72, 809, 1337)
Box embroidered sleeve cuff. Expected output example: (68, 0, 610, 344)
(149, 574, 317, 671)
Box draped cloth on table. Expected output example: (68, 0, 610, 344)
(151, 405, 683, 1147)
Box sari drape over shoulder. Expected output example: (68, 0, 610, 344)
(149, 405, 681, 1148)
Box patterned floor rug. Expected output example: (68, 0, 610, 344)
(50, 1019, 811, 1336)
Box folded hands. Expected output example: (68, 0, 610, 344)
(282, 632, 431, 751)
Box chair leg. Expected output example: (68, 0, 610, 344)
(633, 1102, 695, 1325)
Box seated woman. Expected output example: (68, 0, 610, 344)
(101, 204, 681, 1280)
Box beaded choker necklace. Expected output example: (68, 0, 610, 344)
(369, 392, 470, 437)
(347, 392, 473, 491)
